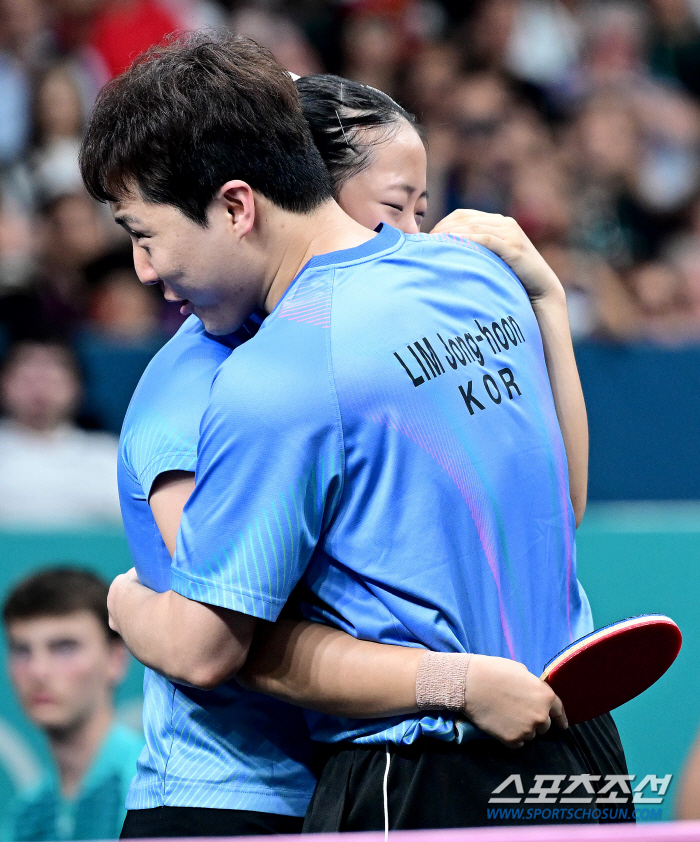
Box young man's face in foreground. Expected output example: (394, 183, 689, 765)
(112, 190, 262, 335)
(7, 611, 126, 734)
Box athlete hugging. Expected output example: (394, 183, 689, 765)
(79, 32, 630, 836)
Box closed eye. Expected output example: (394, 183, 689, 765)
(383, 203, 404, 212)
(124, 225, 150, 244)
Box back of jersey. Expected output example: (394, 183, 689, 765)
(301, 230, 592, 741)
(169, 225, 591, 748)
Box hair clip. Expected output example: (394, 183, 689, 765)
(335, 109, 351, 148)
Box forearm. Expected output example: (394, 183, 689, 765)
(109, 584, 192, 682)
(108, 575, 253, 689)
(239, 621, 565, 748)
(531, 287, 588, 526)
(238, 619, 423, 717)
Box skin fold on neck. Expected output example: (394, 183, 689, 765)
(258, 198, 377, 315)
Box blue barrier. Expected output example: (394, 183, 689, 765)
(575, 342, 700, 500)
(72, 338, 700, 498)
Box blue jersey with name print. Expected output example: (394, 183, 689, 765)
(118, 313, 316, 814)
(172, 223, 593, 747)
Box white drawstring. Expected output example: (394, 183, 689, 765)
(383, 744, 391, 841)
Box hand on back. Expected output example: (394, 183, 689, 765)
(431, 210, 562, 304)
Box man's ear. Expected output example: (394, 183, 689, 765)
(107, 638, 129, 687)
(217, 180, 255, 238)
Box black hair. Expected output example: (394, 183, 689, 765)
(0, 338, 83, 386)
(83, 247, 137, 287)
(3, 567, 120, 641)
(80, 32, 333, 224)
(295, 74, 421, 195)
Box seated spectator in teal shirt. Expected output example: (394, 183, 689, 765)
(1, 568, 144, 841)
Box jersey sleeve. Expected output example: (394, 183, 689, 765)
(121, 412, 198, 499)
(170, 333, 344, 621)
(137, 447, 198, 498)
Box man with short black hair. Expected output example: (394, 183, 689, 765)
(2, 568, 144, 842)
(88, 32, 627, 834)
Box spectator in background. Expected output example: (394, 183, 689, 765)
(0, 340, 121, 526)
(229, 6, 323, 77)
(31, 191, 111, 336)
(84, 250, 164, 344)
(0, 0, 43, 168)
(664, 231, 700, 328)
(0, 190, 113, 342)
(460, 0, 519, 73)
(0, 187, 35, 295)
(649, 0, 700, 99)
(341, 5, 408, 98)
(538, 242, 638, 340)
(443, 72, 517, 214)
(503, 0, 583, 105)
(625, 259, 697, 341)
(89, 0, 180, 79)
(0, 568, 143, 842)
(32, 64, 86, 199)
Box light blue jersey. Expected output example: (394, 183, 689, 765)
(1, 724, 143, 842)
(172, 224, 593, 747)
(118, 314, 316, 814)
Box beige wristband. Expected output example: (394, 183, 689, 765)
(415, 651, 472, 712)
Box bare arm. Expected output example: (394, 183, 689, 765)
(239, 624, 566, 748)
(238, 618, 422, 718)
(123, 472, 566, 746)
(108, 571, 255, 689)
(531, 287, 588, 525)
(108, 471, 256, 689)
(431, 211, 588, 525)
(149, 470, 195, 554)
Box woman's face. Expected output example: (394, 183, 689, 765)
(337, 120, 428, 235)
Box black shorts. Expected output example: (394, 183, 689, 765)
(121, 806, 304, 838)
(303, 713, 634, 831)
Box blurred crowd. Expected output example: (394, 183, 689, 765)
(6, 0, 700, 350)
(4, 0, 700, 524)
(2, 0, 700, 347)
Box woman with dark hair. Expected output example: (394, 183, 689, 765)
(296, 75, 420, 185)
(297, 74, 428, 234)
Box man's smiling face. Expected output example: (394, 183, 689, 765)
(112, 190, 262, 335)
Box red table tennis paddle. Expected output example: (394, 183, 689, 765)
(540, 615, 682, 726)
